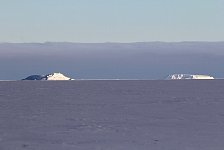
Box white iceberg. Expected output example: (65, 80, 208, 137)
(22, 72, 74, 80)
(166, 74, 214, 80)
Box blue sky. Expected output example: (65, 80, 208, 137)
(0, 0, 224, 42)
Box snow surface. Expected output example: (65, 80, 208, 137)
(166, 74, 214, 80)
(0, 80, 224, 150)
(22, 73, 74, 80)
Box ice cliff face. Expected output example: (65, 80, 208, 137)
(166, 74, 214, 80)
(22, 73, 74, 80)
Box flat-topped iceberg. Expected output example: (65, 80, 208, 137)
(166, 74, 214, 80)
(22, 72, 74, 80)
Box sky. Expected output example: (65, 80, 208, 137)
(0, 0, 224, 43)
(0, 42, 224, 80)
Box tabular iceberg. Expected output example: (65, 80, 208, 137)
(166, 74, 214, 80)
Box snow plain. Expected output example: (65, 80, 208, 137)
(0, 80, 224, 150)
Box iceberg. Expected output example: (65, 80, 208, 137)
(166, 74, 214, 80)
(22, 72, 74, 80)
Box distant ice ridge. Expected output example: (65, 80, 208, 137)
(166, 74, 214, 80)
(22, 72, 74, 80)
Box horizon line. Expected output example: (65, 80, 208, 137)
(1, 41, 224, 44)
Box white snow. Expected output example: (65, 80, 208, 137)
(45, 73, 73, 80)
(166, 74, 214, 80)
